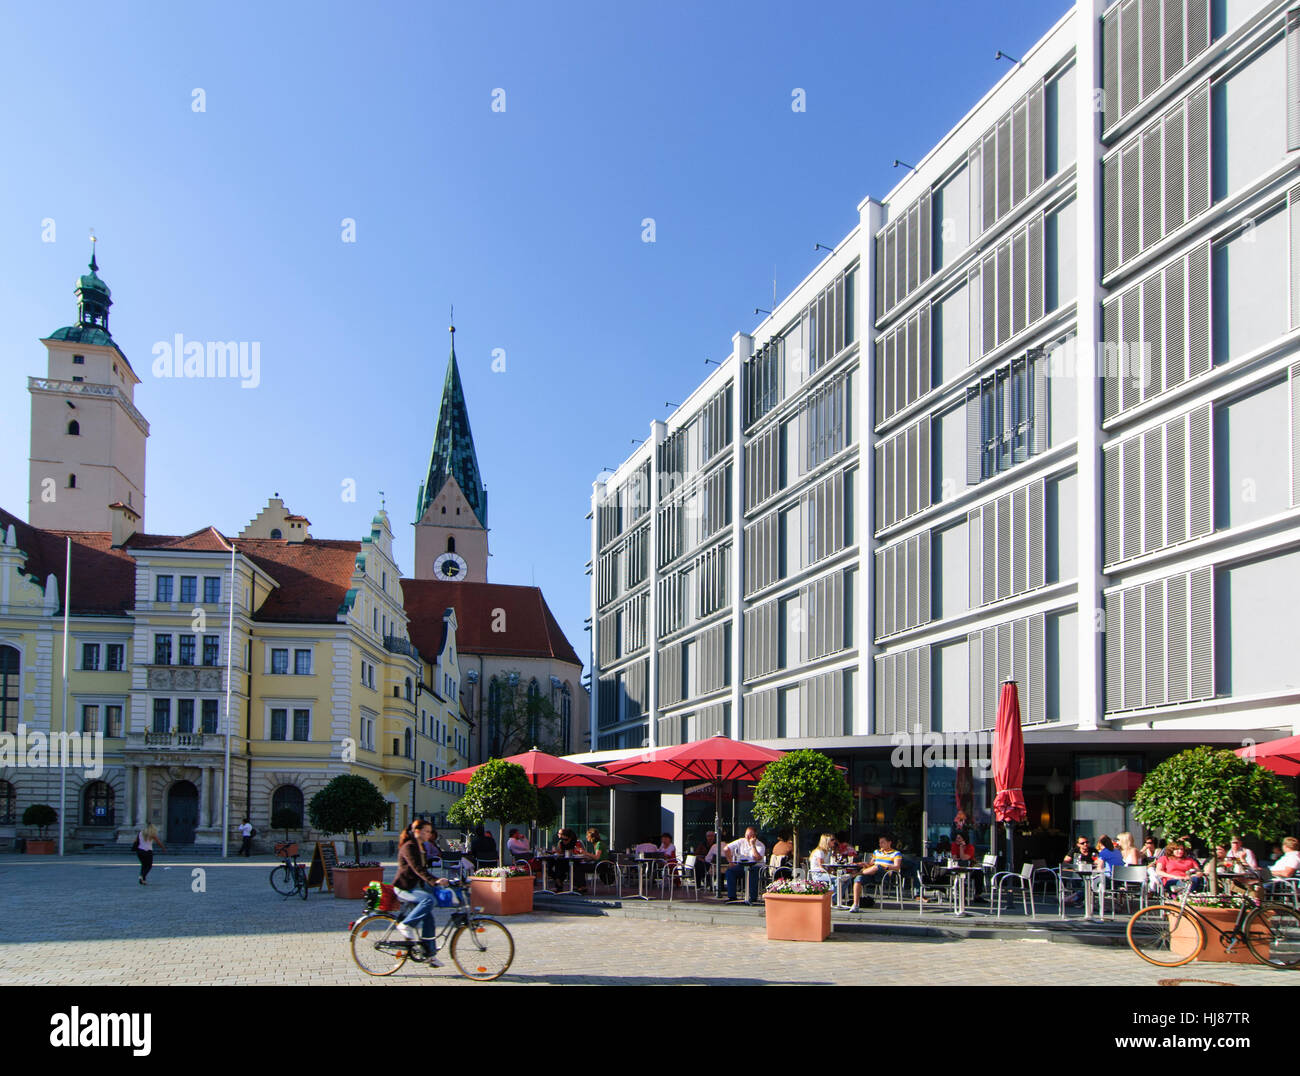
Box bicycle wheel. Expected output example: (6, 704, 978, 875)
(350, 914, 409, 976)
(449, 917, 514, 981)
(1127, 904, 1203, 968)
(297, 865, 309, 901)
(1244, 904, 1300, 968)
(269, 864, 295, 895)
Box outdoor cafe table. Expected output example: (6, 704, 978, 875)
(831, 862, 867, 909)
(1060, 865, 1108, 922)
(616, 855, 662, 901)
(537, 853, 580, 896)
(939, 863, 986, 918)
(723, 859, 765, 904)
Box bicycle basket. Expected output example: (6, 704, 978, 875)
(378, 883, 399, 912)
(274, 842, 299, 858)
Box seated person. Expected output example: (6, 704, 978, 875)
(847, 835, 901, 912)
(694, 831, 718, 887)
(769, 830, 794, 878)
(1139, 836, 1159, 863)
(548, 828, 583, 888)
(1270, 836, 1300, 881)
(469, 826, 498, 867)
(950, 833, 976, 862)
(723, 828, 766, 903)
(1154, 841, 1203, 896)
(657, 833, 677, 863)
(573, 827, 610, 893)
(808, 833, 839, 889)
(1062, 835, 1094, 867)
(505, 829, 532, 861)
(1225, 836, 1259, 872)
(834, 832, 856, 859)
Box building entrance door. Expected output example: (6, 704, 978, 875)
(166, 781, 199, 844)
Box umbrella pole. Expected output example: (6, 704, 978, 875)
(715, 764, 724, 899)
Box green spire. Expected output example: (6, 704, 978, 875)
(419, 321, 488, 528)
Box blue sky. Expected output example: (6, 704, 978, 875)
(0, 0, 1069, 671)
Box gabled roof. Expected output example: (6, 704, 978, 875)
(400, 579, 580, 667)
(0, 508, 135, 616)
(126, 526, 233, 553)
(418, 332, 488, 528)
(234, 538, 361, 623)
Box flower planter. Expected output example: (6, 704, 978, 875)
(25, 839, 56, 855)
(764, 892, 833, 942)
(332, 866, 384, 899)
(1176, 906, 1256, 964)
(470, 875, 534, 916)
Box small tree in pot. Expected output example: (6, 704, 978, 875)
(1134, 746, 1296, 896)
(753, 750, 853, 867)
(307, 775, 389, 865)
(448, 759, 535, 855)
(23, 804, 57, 839)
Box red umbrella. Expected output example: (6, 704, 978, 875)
(438, 749, 633, 789)
(602, 736, 785, 897)
(1235, 734, 1300, 778)
(1075, 767, 1144, 802)
(992, 680, 1027, 868)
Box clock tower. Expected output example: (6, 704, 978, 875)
(414, 322, 489, 582)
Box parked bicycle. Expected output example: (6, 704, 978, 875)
(348, 881, 513, 981)
(1126, 882, 1300, 968)
(269, 841, 309, 901)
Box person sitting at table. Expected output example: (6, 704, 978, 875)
(694, 830, 717, 887)
(469, 826, 498, 867)
(834, 832, 855, 858)
(657, 833, 677, 863)
(950, 833, 976, 862)
(1271, 836, 1300, 878)
(1063, 835, 1094, 867)
(847, 834, 901, 912)
(1225, 836, 1258, 872)
(723, 828, 766, 903)
(548, 828, 583, 888)
(573, 827, 610, 894)
(808, 833, 839, 890)
(633, 836, 659, 855)
(505, 829, 531, 860)
(1154, 841, 1204, 895)
(1139, 836, 1159, 863)
(1116, 832, 1141, 866)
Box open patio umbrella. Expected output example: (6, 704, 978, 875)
(1074, 766, 1144, 803)
(992, 679, 1028, 870)
(1235, 734, 1300, 778)
(601, 736, 785, 897)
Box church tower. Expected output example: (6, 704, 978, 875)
(28, 244, 148, 535)
(413, 322, 489, 582)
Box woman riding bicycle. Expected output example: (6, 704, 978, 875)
(393, 820, 453, 965)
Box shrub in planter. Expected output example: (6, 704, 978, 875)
(753, 750, 852, 868)
(22, 804, 57, 853)
(307, 775, 388, 866)
(763, 878, 834, 942)
(469, 864, 534, 915)
(447, 760, 535, 856)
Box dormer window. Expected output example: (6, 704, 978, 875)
(73, 355, 85, 364)
(67, 421, 80, 436)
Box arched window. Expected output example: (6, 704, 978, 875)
(0, 779, 14, 824)
(67, 420, 80, 436)
(440, 505, 446, 515)
(404, 677, 413, 701)
(269, 528, 282, 539)
(82, 781, 115, 825)
(0, 645, 18, 734)
(446, 536, 456, 553)
(271, 785, 304, 828)
(404, 728, 413, 758)
(68, 474, 76, 488)
(487, 676, 502, 754)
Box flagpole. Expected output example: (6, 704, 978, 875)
(222, 542, 235, 858)
(59, 537, 70, 857)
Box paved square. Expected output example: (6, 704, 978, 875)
(0, 858, 1292, 986)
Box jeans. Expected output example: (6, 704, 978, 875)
(136, 850, 153, 881)
(395, 885, 439, 941)
(725, 863, 761, 902)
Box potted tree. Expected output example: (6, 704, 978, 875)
(307, 775, 388, 898)
(753, 750, 852, 941)
(451, 760, 536, 915)
(23, 804, 58, 854)
(1134, 746, 1297, 963)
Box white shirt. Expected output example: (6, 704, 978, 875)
(659, 843, 677, 860)
(1272, 850, 1300, 876)
(137, 833, 154, 852)
(726, 837, 765, 863)
(808, 848, 834, 877)
(239, 822, 253, 838)
(634, 842, 659, 854)
(506, 838, 531, 855)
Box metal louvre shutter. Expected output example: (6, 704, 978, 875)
(1164, 107, 1185, 234)
(885, 438, 896, 528)
(982, 255, 997, 354)
(1012, 229, 1028, 336)
(1122, 436, 1142, 560)
(919, 189, 933, 286)
(966, 387, 982, 485)
(875, 340, 886, 425)
(983, 626, 999, 731)
(968, 630, 984, 730)
(996, 622, 1012, 715)
(1028, 217, 1045, 325)
(1291, 187, 1300, 329)
(1103, 298, 1120, 418)
(1029, 479, 1045, 590)
(1185, 86, 1210, 220)
(1120, 0, 1140, 120)
(875, 233, 886, 320)
(905, 425, 919, 518)
(743, 689, 777, 740)
(968, 506, 983, 607)
(1031, 351, 1050, 456)
(1292, 363, 1300, 506)
(887, 332, 899, 420)
(1012, 486, 1029, 595)
(996, 117, 1012, 222)
(1164, 258, 1185, 392)
(1012, 618, 1029, 723)
(1188, 565, 1214, 700)
(996, 495, 1012, 600)
(1122, 586, 1143, 710)
(1144, 579, 1166, 707)
(875, 441, 886, 531)
(1012, 101, 1028, 208)
(874, 546, 886, 641)
(1187, 403, 1211, 537)
(1187, 243, 1210, 378)
(1104, 592, 1122, 712)
(1143, 274, 1164, 402)
(906, 203, 920, 295)
(1140, 0, 1161, 103)
(1103, 443, 1121, 566)
(1027, 613, 1045, 724)
(883, 545, 896, 636)
(886, 225, 898, 313)
(1165, 413, 1188, 545)
(906, 535, 919, 630)
(882, 652, 897, 734)
(918, 416, 932, 515)
(1143, 426, 1165, 553)
(982, 502, 997, 607)
(907, 315, 919, 405)
(1028, 84, 1044, 195)
(1120, 143, 1140, 265)
(1289, 11, 1300, 152)
(919, 306, 932, 403)
(1141, 126, 1163, 252)
(1166, 572, 1189, 703)
(1185, 0, 1208, 64)
(1103, 4, 1120, 130)
(996, 242, 1012, 347)
(918, 532, 931, 629)
(1122, 287, 1142, 412)
(1103, 153, 1120, 277)
(982, 131, 998, 234)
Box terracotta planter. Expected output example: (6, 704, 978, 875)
(470, 875, 534, 916)
(1176, 906, 1256, 964)
(332, 866, 384, 899)
(765, 892, 833, 942)
(25, 839, 56, 855)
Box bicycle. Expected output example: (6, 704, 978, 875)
(1126, 880, 1300, 968)
(348, 882, 513, 981)
(269, 842, 309, 901)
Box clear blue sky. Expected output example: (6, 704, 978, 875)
(0, 0, 1069, 672)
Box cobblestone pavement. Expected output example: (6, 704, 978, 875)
(0, 859, 1293, 986)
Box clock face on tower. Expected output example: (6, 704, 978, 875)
(433, 551, 469, 582)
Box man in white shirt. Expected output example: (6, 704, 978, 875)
(505, 829, 532, 860)
(724, 827, 767, 903)
(1271, 837, 1300, 878)
(238, 818, 254, 857)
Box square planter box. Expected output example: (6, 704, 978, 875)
(333, 866, 384, 899)
(765, 892, 833, 942)
(25, 839, 56, 855)
(1175, 906, 1256, 964)
(470, 875, 534, 916)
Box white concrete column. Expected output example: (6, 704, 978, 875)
(135, 765, 147, 827)
(646, 419, 667, 746)
(856, 197, 885, 735)
(212, 767, 224, 838)
(1074, 0, 1105, 732)
(589, 478, 604, 749)
(203, 766, 215, 827)
(729, 337, 750, 740)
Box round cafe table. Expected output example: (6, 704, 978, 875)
(536, 853, 580, 896)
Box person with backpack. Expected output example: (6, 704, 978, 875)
(239, 817, 255, 857)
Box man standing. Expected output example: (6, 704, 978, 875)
(724, 827, 766, 904)
(847, 835, 901, 912)
(238, 817, 254, 857)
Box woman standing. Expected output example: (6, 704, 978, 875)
(135, 824, 165, 885)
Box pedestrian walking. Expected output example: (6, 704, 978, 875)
(238, 817, 254, 857)
(134, 824, 165, 885)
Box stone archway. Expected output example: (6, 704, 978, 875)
(166, 781, 199, 844)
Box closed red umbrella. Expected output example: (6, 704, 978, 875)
(1235, 734, 1300, 778)
(992, 679, 1027, 868)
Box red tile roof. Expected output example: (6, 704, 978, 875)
(234, 538, 361, 623)
(0, 508, 135, 616)
(400, 579, 582, 667)
(126, 526, 233, 552)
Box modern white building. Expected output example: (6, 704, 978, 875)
(587, 0, 1300, 856)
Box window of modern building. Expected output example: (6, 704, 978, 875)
(155, 575, 173, 602)
(934, 520, 969, 620)
(294, 648, 312, 675)
(271, 648, 289, 675)
(1044, 60, 1076, 177)
(270, 708, 287, 740)
(1045, 609, 1078, 722)
(203, 577, 221, 604)
(152, 698, 171, 733)
(180, 576, 197, 604)
(934, 162, 970, 270)
(934, 281, 970, 387)
(153, 634, 171, 666)
(1046, 471, 1078, 584)
(293, 709, 310, 741)
(1211, 34, 1285, 203)
(82, 643, 100, 671)
(1214, 376, 1291, 529)
(1212, 205, 1288, 364)
(932, 638, 969, 733)
(177, 698, 195, 733)
(106, 643, 124, 671)
(965, 349, 1049, 483)
(1045, 198, 1078, 312)
(178, 635, 196, 666)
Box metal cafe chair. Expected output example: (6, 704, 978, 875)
(915, 864, 953, 915)
(663, 854, 703, 902)
(992, 862, 1036, 918)
(1108, 865, 1149, 915)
